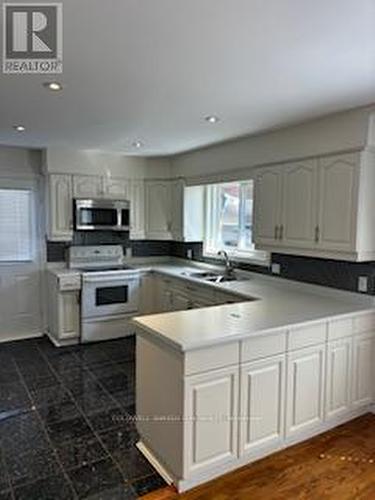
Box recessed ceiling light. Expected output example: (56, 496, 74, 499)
(132, 141, 143, 148)
(43, 81, 63, 91)
(13, 125, 26, 132)
(205, 115, 220, 123)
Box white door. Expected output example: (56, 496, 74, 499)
(145, 181, 172, 239)
(170, 179, 184, 241)
(184, 366, 239, 476)
(239, 354, 285, 458)
(282, 160, 318, 248)
(129, 180, 145, 240)
(253, 167, 283, 247)
(352, 332, 374, 408)
(104, 178, 129, 200)
(0, 179, 42, 342)
(286, 345, 325, 440)
(73, 175, 104, 198)
(325, 338, 352, 421)
(47, 174, 73, 241)
(317, 154, 358, 252)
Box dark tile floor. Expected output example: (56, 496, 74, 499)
(0, 336, 166, 499)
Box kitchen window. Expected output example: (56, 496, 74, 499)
(204, 180, 268, 264)
(0, 188, 34, 262)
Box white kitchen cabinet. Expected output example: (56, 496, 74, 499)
(73, 175, 104, 198)
(171, 182, 205, 243)
(325, 338, 352, 421)
(129, 180, 145, 240)
(254, 151, 375, 261)
(352, 332, 375, 408)
(59, 291, 80, 340)
(145, 181, 172, 240)
(184, 366, 239, 476)
(286, 344, 325, 440)
(253, 167, 283, 247)
(170, 179, 184, 241)
(239, 354, 285, 458)
(104, 178, 129, 199)
(317, 155, 358, 253)
(46, 174, 73, 241)
(281, 160, 318, 248)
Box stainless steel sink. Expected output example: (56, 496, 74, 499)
(183, 271, 249, 283)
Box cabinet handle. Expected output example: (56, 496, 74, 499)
(274, 225, 279, 240)
(315, 225, 320, 243)
(279, 224, 284, 240)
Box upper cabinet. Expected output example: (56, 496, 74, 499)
(253, 168, 283, 246)
(46, 174, 73, 241)
(129, 180, 145, 240)
(73, 175, 104, 198)
(104, 178, 130, 200)
(254, 151, 375, 261)
(145, 180, 172, 240)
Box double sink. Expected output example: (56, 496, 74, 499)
(183, 270, 249, 284)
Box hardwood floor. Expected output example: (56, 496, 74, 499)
(142, 413, 375, 500)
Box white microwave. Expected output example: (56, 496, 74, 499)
(74, 199, 130, 231)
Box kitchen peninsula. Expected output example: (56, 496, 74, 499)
(132, 270, 375, 492)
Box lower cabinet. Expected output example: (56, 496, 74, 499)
(184, 366, 239, 476)
(239, 354, 285, 457)
(352, 332, 375, 408)
(286, 344, 325, 439)
(325, 337, 352, 421)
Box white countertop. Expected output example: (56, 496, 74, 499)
(131, 259, 375, 352)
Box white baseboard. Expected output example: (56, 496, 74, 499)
(136, 441, 174, 485)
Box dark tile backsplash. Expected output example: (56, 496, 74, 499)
(46, 234, 375, 295)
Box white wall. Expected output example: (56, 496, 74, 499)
(0, 146, 42, 178)
(171, 106, 375, 182)
(43, 147, 172, 179)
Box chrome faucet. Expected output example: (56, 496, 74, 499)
(217, 250, 235, 277)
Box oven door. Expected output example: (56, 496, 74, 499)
(81, 272, 140, 319)
(75, 199, 120, 231)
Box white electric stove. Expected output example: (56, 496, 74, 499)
(69, 245, 140, 343)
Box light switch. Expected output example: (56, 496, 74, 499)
(126, 247, 132, 259)
(187, 249, 193, 259)
(358, 276, 368, 293)
(271, 263, 281, 275)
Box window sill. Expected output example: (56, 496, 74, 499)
(204, 249, 270, 268)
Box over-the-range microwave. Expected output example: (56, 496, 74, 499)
(74, 198, 130, 231)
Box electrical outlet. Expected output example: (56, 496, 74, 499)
(126, 247, 132, 259)
(271, 263, 281, 275)
(187, 249, 193, 259)
(358, 276, 368, 293)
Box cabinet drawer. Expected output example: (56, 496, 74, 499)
(328, 318, 353, 341)
(288, 323, 327, 351)
(241, 331, 287, 363)
(353, 313, 375, 335)
(185, 342, 239, 376)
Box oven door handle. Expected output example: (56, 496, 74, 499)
(83, 273, 140, 284)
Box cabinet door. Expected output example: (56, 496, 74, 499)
(145, 181, 172, 239)
(240, 355, 285, 457)
(59, 291, 80, 339)
(104, 178, 129, 200)
(286, 345, 325, 439)
(170, 180, 184, 241)
(129, 180, 145, 240)
(253, 168, 283, 247)
(282, 160, 318, 248)
(317, 154, 358, 252)
(172, 291, 191, 311)
(352, 332, 374, 408)
(48, 174, 73, 241)
(184, 366, 238, 476)
(73, 175, 104, 198)
(325, 338, 352, 421)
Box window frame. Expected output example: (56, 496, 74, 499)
(203, 180, 269, 266)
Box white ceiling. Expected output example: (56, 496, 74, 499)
(0, 0, 375, 156)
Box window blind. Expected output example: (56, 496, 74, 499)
(0, 189, 34, 262)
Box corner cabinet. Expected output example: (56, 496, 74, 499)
(145, 180, 172, 240)
(254, 150, 375, 261)
(46, 174, 73, 241)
